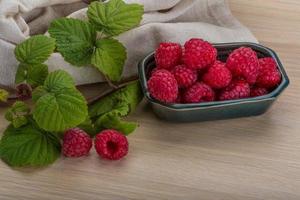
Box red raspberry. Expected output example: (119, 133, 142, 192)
(219, 80, 250, 101)
(250, 87, 268, 97)
(203, 61, 232, 89)
(155, 42, 182, 69)
(183, 38, 217, 70)
(94, 129, 128, 160)
(183, 82, 215, 103)
(147, 69, 178, 103)
(256, 58, 281, 89)
(171, 65, 197, 88)
(63, 128, 92, 157)
(226, 47, 259, 84)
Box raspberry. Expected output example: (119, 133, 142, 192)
(219, 80, 250, 101)
(250, 87, 268, 97)
(94, 129, 128, 160)
(147, 69, 178, 103)
(183, 82, 215, 103)
(63, 128, 92, 157)
(183, 38, 217, 70)
(171, 65, 197, 88)
(155, 42, 182, 69)
(226, 47, 259, 84)
(256, 58, 281, 89)
(203, 61, 232, 89)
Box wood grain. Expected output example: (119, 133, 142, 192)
(1, 1, 300, 199)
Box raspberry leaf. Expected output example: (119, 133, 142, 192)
(92, 38, 126, 82)
(87, 0, 143, 36)
(15, 63, 48, 87)
(32, 70, 88, 132)
(0, 89, 9, 102)
(14, 35, 56, 65)
(5, 101, 30, 128)
(95, 112, 137, 135)
(0, 123, 61, 167)
(48, 18, 96, 66)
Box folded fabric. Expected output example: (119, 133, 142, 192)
(0, 0, 257, 87)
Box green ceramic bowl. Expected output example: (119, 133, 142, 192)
(138, 43, 289, 122)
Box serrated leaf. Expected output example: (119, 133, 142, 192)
(0, 123, 61, 167)
(87, 0, 143, 36)
(89, 80, 143, 118)
(14, 35, 55, 65)
(5, 101, 30, 128)
(32, 86, 48, 102)
(44, 70, 75, 90)
(95, 112, 137, 135)
(33, 88, 88, 132)
(48, 18, 96, 66)
(92, 38, 126, 81)
(0, 89, 9, 102)
(15, 63, 48, 87)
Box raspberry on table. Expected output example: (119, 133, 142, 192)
(203, 61, 232, 89)
(219, 80, 250, 101)
(63, 128, 92, 157)
(183, 82, 215, 103)
(226, 47, 259, 84)
(147, 69, 178, 103)
(155, 42, 182, 69)
(250, 87, 268, 97)
(94, 129, 128, 160)
(183, 38, 217, 70)
(171, 65, 197, 88)
(256, 57, 281, 89)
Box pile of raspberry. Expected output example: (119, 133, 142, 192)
(147, 38, 281, 104)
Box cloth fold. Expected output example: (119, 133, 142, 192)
(0, 0, 257, 87)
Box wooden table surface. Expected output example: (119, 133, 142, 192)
(1, 1, 300, 199)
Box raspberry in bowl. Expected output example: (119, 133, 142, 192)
(138, 40, 289, 122)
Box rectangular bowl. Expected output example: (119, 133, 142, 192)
(138, 42, 289, 122)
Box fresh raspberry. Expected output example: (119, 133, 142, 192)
(219, 80, 250, 101)
(203, 61, 232, 89)
(256, 57, 281, 89)
(183, 82, 215, 103)
(147, 69, 178, 103)
(94, 129, 128, 160)
(183, 38, 217, 70)
(250, 87, 268, 97)
(63, 128, 92, 157)
(226, 47, 259, 84)
(155, 42, 182, 69)
(171, 65, 197, 88)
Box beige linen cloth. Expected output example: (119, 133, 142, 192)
(0, 0, 257, 87)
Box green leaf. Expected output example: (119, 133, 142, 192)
(91, 38, 126, 81)
(44, 70, 75, 90)
(5, 101, 30, 128)
(0, 89, 9, 102)
(0, 123, 61, 167)
(48, 18, 96, 66)
(33, 88, 88, 132)
(87, 0, 143, 36)
(89, 80, 143, 118)
(15, 63, 48, 87)
(78, 117, 97, 137)
(14, 35, 56, 65)
(95, 111, 137, 135)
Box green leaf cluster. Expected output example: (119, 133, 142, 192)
(14, 35, 55, 87)
(48, 0, 143, 82)
(88, 80, 143, 135)
(5, 101, 30, 128)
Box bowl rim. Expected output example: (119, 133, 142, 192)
(138, 42, 290, 110)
